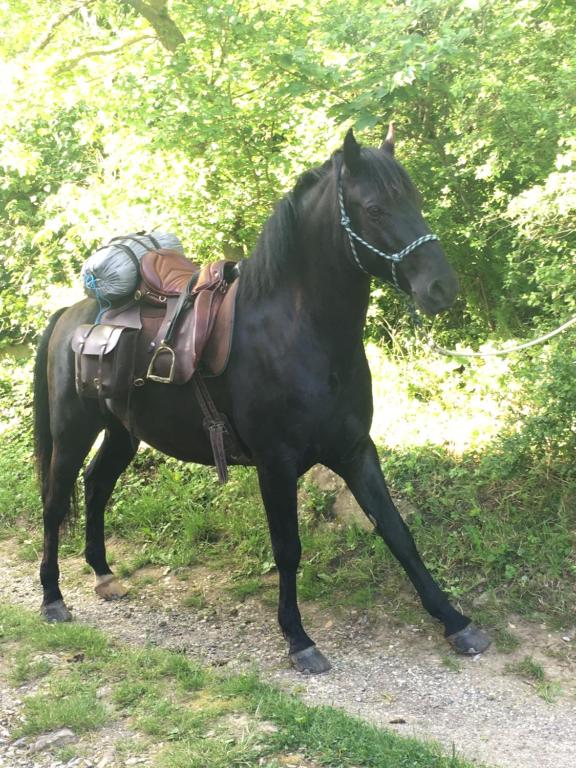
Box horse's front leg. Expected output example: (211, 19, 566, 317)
(257, 458, 331, 674)
(330, 439, 491, 655)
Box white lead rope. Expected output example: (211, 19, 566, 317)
(425, 313, 576, 358)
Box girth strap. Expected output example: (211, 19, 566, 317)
(191, 373, 231, 484)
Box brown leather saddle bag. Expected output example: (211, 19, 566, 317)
(71, 323, 139, 400)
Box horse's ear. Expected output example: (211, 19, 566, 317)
(343, 128, 362, 174)
(380, 121, 395, 156)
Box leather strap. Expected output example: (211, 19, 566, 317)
(191, 373, 230, 484)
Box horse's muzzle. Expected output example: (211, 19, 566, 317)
(415, 272, 459, 316)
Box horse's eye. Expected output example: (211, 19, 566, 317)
(367, 205, 384, 218)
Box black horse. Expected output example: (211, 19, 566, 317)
(33, 129, 490, 673)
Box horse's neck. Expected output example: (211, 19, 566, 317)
(297, 179, 371, 351)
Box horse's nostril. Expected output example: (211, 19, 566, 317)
(428, 279, 449, 305)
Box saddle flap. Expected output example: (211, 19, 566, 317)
(203, 279, 239, 376)
(139, 248, 200, 301)
(71, 324, 127, 356)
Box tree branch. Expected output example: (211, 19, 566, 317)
(123, 0, 185, 52)
(31, 0, 97, 53)
(58, 34, 156, 71)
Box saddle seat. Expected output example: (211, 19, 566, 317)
(137, 248, 201, 304)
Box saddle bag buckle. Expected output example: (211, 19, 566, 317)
(146, 342, 176, 384)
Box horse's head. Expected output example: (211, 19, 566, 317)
(338, 127, 458, 315)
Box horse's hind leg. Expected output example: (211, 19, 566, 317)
(41, 431, 98, 621)
(257, 458, 331, 674)
(84, 421, 138, 600)
(330, 438, 491, 655)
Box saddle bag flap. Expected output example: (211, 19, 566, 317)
(72, 323, 139, 399)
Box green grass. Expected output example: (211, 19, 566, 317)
(20, 688, 107, 735)
(0, 604, 479, 768)
(504, 655, 562, 703)
(506, 656, 546, 683)
(182, 590, 208, 609)
(9, 652, 53, 685)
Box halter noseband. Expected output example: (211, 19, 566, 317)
(337, 165, 439, 291)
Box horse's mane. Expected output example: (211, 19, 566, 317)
(238, 148, 417, 300)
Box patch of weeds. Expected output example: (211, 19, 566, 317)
(3, 606, 476, 768)
(41, 623, 109, 657)
(216, 673, 478, 768)
(440, 655, 463, 673)
(534, 680, 562, 703)
(17, 538, 41, 562)
(0, 604, 42, 643)
(300, 480, 336, 524)
(174, 568, 190, 581)
(136, 697, 211, 740)
(132, 575, 157, 589)
(19, 688, 107, 735)
(9, 652, 53, 686)
(115, 737, 149, 760)
(158, 732, 267, 768)
(505, 655, 562, 702)
(116, 552, 155, 578)
(506, 655, 545, 682)
(162, 652, 206, 691)
(471, 608, 521, 653)
(338, 584, 375, 610)
(182, 591, 208, 610)
(118, 647, 206, 692)
(493, 626, 521, 653)
(55, 745, 78, 763)
(112, 680, 158, 709)
(228, 577, 262, 601)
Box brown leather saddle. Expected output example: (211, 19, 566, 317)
(137, 248, 239, 384)
(71, 248, 243, 482)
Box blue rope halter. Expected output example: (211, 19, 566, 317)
(337, 169, 439, 291)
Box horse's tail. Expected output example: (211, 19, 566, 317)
(33, 308, 68, 501)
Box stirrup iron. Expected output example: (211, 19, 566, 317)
(146, 342, 176, 383)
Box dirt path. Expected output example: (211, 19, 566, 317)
(1, 540, 575, 768)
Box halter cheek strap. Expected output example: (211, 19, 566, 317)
(337, 169, 439, 291)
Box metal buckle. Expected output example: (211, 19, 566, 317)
(146, 342, 176, 383)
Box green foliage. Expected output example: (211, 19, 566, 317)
(0, 0, 574, 342)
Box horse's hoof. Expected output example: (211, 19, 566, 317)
(289, 645, 332, 675)
(447, 623, 491, 655)
(95, 574, 129, 600)
(41, 599, 72, 623)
